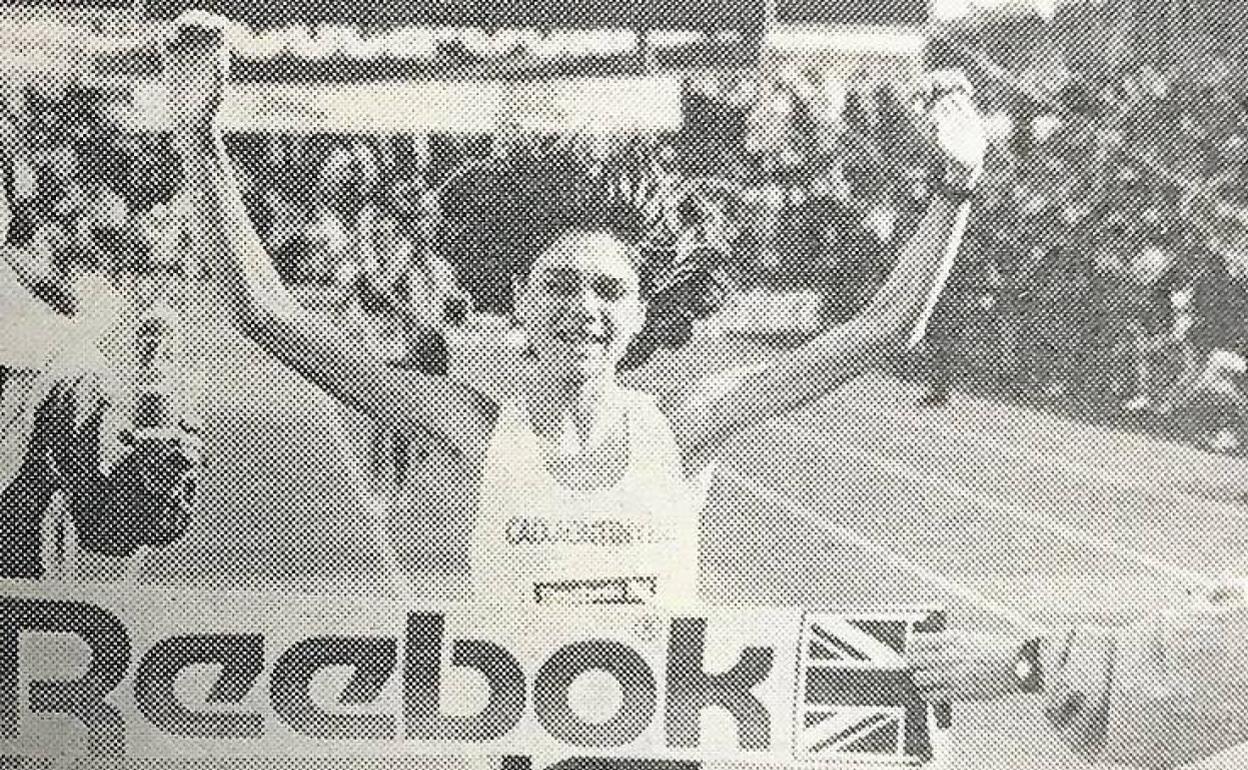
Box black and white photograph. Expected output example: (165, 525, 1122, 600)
(3, 1, 1248, 768)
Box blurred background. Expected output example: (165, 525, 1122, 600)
(4, 0, 1248, 453)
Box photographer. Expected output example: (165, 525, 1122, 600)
(1, 121, 201, 583)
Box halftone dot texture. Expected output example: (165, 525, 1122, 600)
(6, 0, 1248, 769)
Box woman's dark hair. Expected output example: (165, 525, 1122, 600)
(436, 137, 729, 370)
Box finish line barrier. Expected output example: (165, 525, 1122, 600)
(0, 581, 948, 767)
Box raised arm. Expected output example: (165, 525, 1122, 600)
(669, 72, 986, 474)
(164, 14, 495, 456)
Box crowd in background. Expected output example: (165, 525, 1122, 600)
(929, 1, 1248, 447)
(5, 0, 1248, 453)
(2, 85, 186, 313)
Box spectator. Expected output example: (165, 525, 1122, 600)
(1, 156, 201, 583)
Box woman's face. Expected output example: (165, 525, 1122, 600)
(515, 230, 645, 384)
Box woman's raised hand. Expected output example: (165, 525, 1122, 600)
(163, 11, 231, 151)
(913, 69, 988, 191)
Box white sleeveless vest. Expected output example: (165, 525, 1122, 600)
(469, 389, 701, 609)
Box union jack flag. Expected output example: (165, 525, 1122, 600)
(793, 609, 947, 766)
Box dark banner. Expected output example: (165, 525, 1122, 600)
(9, 0, 135, 8)
(775, 0, 929, 26)
(142, 0, 765, 31)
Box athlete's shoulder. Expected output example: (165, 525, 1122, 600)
(619, 386, 666, 418)
(669, 362, 769, 415)
(446, 329, 525, 405)
(620, 387, 686, 461)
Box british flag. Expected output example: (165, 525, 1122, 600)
(793, 609, 947, 766)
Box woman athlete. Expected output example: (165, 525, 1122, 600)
(164, 11, 985, 612)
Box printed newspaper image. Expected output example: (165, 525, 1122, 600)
(3, 1, 1248, 769)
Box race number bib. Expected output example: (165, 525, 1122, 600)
(534, 576, 659, 605)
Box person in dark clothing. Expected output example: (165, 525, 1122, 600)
(919, 295, 961, 407)
(1, 362, 201, 580)
(0, 132, 201, 582)
(918, 245, 995, 407)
